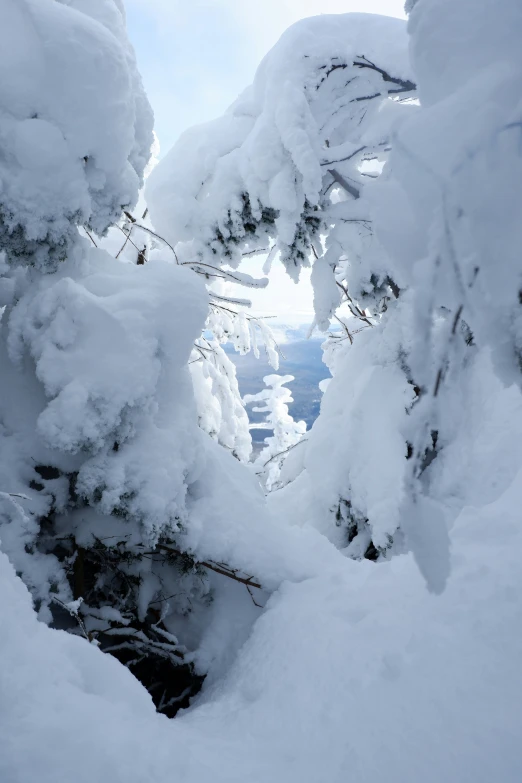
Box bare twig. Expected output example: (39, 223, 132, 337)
(114, 224, 143, 256)
(0, 491, 29, 500)
(127, 222, 179, 264)
(262, 438, 307, 468)
(335, 281, 373, 327)
(433, 305, 463, 397)
(320, 144, 366, 167)
(84, 229, 98, 247)
(209, 291, 253, 307)
(52, 596, 93, 643)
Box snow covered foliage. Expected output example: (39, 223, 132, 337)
(144, 11, 421, 569)
(244, 375, 306, 490)
(145, 9, 418, 566)
(146, 13, 415, 314)
(0, 0, 153, 270)
(146, 14, 416, 465)
(272, 0, 522, 592)
(1, 243, 205, 710)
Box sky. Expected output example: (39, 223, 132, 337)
(125, 0, 406, 321)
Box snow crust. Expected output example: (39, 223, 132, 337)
(271, 0, 522, 590)
(244, 374, 306, 490)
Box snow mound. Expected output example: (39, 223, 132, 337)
(2, 471, 522, 782)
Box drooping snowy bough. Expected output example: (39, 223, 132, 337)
(273, 0, 522, 591)
(0, 0, 153, 270)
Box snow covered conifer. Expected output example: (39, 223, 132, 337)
(244, 375, 306, 491)
(0, 0, 270, 716)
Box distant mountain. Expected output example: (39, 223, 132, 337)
(225, 332, 330, 445)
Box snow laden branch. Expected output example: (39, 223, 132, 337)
(146, 13, 416, 325)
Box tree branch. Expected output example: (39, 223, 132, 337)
(327, 169, 361, 200)
(155, 544, 263, 590)
(354, 55, 416, 94)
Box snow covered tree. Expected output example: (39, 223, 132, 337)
(2, 4, 522, 779)
(0, 0, 273, 716)
(188, 292, 282, 462)
(244, 375, 306, 491)
(146, 13, 415, 323)
(0, 0, 153, 271)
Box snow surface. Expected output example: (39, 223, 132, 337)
(2, 469, 522, 782)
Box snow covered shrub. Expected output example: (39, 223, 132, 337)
(146, 13, 415, 302)
(0, 250, 219, 712)
(380, 0, 522, 587)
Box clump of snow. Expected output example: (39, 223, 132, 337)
(190, 337, 252, 462)
(7, 248, 205, 459)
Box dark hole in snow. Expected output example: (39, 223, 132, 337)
(34, 465, 61, 481)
